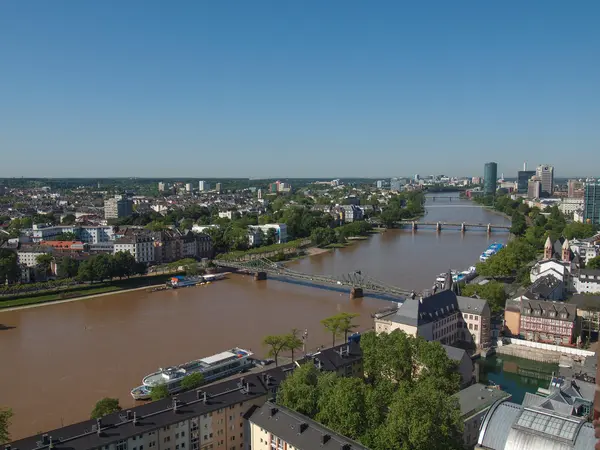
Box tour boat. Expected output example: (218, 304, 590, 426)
(479, 243, 504, 262)
(130, 348, 253, 400)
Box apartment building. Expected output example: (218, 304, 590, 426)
(31, 224, 114, 244)
(247, 224, 288, 244)
(105, 196, 134, 220)
(454, 383, 511, 448)
(519, 299, 577, 345)
(114, 231, 156, 264)
(248, 401, 369, 450)
(373, 290, 491, 349)
(16, 246, 52, 267)
(572, 269, 600, 294)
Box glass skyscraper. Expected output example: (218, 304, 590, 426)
(484, 162, 498, 195)
(584, 182, 600, 225)
(517, 170, 536, 194)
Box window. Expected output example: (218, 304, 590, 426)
(164, 437, 171, 443)
(116, 441, 127, 450)
(474, 324, 478, 331)
(176, 433, 180, 439)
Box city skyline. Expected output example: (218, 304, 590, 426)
(1, 1, 599, 177)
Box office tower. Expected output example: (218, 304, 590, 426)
(535, 165, 554, 197)
(198, 180, 210, 191)
(158, 182, 165, 192)
(568, 179, 584, 198)
(215, 182, 222, 193)
(104, 195, 133, 219)
(517, 171, 536, 194)
(414, 174, 420, 181)
(483, 162, 498, 195)
(376, 180, 383, 188)
(257, 188, 263, 199)
(185, 183, 192, 192)
(584, 182, 600, 225)
(527, 176, 542, 199)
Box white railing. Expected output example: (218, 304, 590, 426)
(501, 337, 595, 357)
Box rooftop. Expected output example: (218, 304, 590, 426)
(453, 383, 511, 419)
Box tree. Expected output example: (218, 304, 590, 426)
(90, 398, 122, 419)
(587, 256, 600, 270)
(336, 312, 359, 341)
(510, 212, 527, 236)
(57, 256, 80, 278)
(0, 249, 20, 284)
(61, 214, 76, 225)
(77, 260, 95, 283)
(0, 407, 12, 444)
(36, 254, 54, 276)
(112, 251, 136, 279)
(181, 372, 205, 391)
(284, 329, 304, 362)
(310, 227, 336, 247)
(276, 363, 320, 417)
(321, 315, 342, 347)
(92, 254, 113, 281)
(150, 383, 170, 401)
(460, 281, 507, 313)
(262, 335, 287, 366)
(265, 228, 278, 245)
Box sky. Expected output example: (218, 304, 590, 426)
(1, 1, 599, 179)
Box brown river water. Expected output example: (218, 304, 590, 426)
(0, 194, 511, 439)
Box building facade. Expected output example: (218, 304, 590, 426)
(568, 179, 585, 198)
(584, 181, 600, 225)
(536, 164, 554, 197)
(114, 231, 156, 264)
(527, 176, 541, 199)
(31, 224, 114, 244)
(517, 170, 536, 194)
(483, 162, 498, 196)
(105, 196, 134, 220)
(573, 269, 600, 294)
(519, 299, 576, 345)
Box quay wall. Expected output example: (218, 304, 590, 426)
(496, 338, 595, 363)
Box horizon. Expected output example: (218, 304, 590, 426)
(1, 1, 599, 177)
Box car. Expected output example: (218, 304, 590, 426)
(259, 359, 275, 366)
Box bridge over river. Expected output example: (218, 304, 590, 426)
(398, 221, 511, 233)
(214, 257, 418, 300)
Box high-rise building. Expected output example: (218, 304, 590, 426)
(536, 165, 554, 197)
(257, 188, 263, 199)
(104, 195, 133, 220)
(185, 183, 192, 192)
(483, 162, 498, 196)
(215, 182, 222, 193)
(158, 182, 165, 192)
(376, 180, 383, 189)
(568, 179, 585, 198)
(198, 180, 209, 191)
(528, 176, 542, 199)
(517, 171, 536, 194)
(584, 182, 600, 225)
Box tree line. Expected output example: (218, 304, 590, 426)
(378, 191, 425, 227)
(276, 330, 463, 450)
(76, 252, 147, 283)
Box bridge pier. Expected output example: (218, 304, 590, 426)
(436, 222, 441, 232)
(487, 224, 492, 234)
(461, 223, 466, 233)
(350, 287, 364, 299)
(412, 221, 417, 231)
(254, 271, 267, 281)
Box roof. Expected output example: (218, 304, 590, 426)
(569, 294, 600, 311)
(453, 383, 511, 418)
(297, 342, 362, 372)
(456, 295, 489, 315)
(520, 299, 576, 322)
(7, 366, 291, 450)
(248, 401, 370, 450)
(441, 344, 468, 363)
(478, 400, 596, 450)
(383, 290, 461, 327)
(523, 274, 563, 300)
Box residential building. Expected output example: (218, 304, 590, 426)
(569, 238, 600, 264)
(516, 170, 536, 194)
(442, 344, 474, 388)
(568, 179, 585, 198)
(527, 176, 541, 199)
(558, 197, 584, 216)
(390, 178, 402, 192)
(339, 204, 363, 223)
(535, 164, 554, 197)
(185, 183, 192, 192)
(17, 246, 52, 267)
(584, 181, 600, 225)
(572, 269, 600, 294)
(475, 398, 595, 450)
(300, 341, 363, 378)
(215, 183, 222, 193)
(248, 401, 370, 450)
(373, 290, 491, 349)
(31, 224, 114, 244)
(454, 383, 511, 448)
(248, 224, 288, 244)
(257, 189, 263, 199)
(519, 299, 576, 345)
(113, 231, 155, 264)
(483, 162, 497, 196)
(376, 180, 384, 188)
(104, 195, 134, 220)
(524, 375, 595, 419)
(198, 180, 209, 191)
(158, 182, 166, 192)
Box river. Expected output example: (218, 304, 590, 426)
(0, 193, 514, 439)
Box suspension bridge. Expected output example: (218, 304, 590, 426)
(213, 257, 416, 299)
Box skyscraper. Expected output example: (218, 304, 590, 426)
(198, 180, 210, 191)
(527, 176, 542, 199)
(568, 179, 584, 198)
(483, 162, 498, 196)
(535, 165, 554, 197)
(517, 171, 536, 194)
(584, 182, 600, 225)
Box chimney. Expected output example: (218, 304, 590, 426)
(126, 410, 133, 420)
(245, 382, 250, 393)
(299, 423, 308, 434)
(133, 412, 138, 426)
(270, 407, 278, 417)
(321, 434, 331, 444)
(203, 391, 208, 404)
(96, 418, 102, 434)
(48, 437, 54, 449)
(196, 389, 203, 400)
(172, 396, 179, 412)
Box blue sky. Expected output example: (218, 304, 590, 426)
(1, 1, 598, 178)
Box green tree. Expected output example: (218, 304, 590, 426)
(563, 222, 597, 240)
(461, 281, 507, 313)
(35, 253, 54, 276)
(61, 214, 76, 225)
(321, 315, 342, 347)
(77, 260, 95, 283)
(284, 328, 304, 363)
(56, 256, 80, 278)
(112, 251, 136, 279)
(336, 312, 359, 341)
(276, 363, 320, 417)
(150, 383, 170, 401)
(310, 227, 336, 247)
(265, 228, 278, 245)
(0, 249, 20, 284)
(262, 334, 287, 366)
(510, 212, 527, 236)
(0, 407, 13, 444)
(181, 372, 205, 391)
(90, 398, 122, 419)
(587, 256, 600, 270)
(92, 254, 113, 281)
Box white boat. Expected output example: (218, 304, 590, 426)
(131, 348, 253, 400)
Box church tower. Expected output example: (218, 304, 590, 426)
(562, 238, 571, 262)
(544, 236, 553, 260)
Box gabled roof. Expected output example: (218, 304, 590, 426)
(520, 299, 576, 321)
(523, 274, 563, 300)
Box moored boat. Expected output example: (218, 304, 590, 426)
(479, 243, 504, 262)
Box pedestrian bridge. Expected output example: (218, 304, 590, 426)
(213, 257, 416, 299)
(398, 221, 510, 232)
